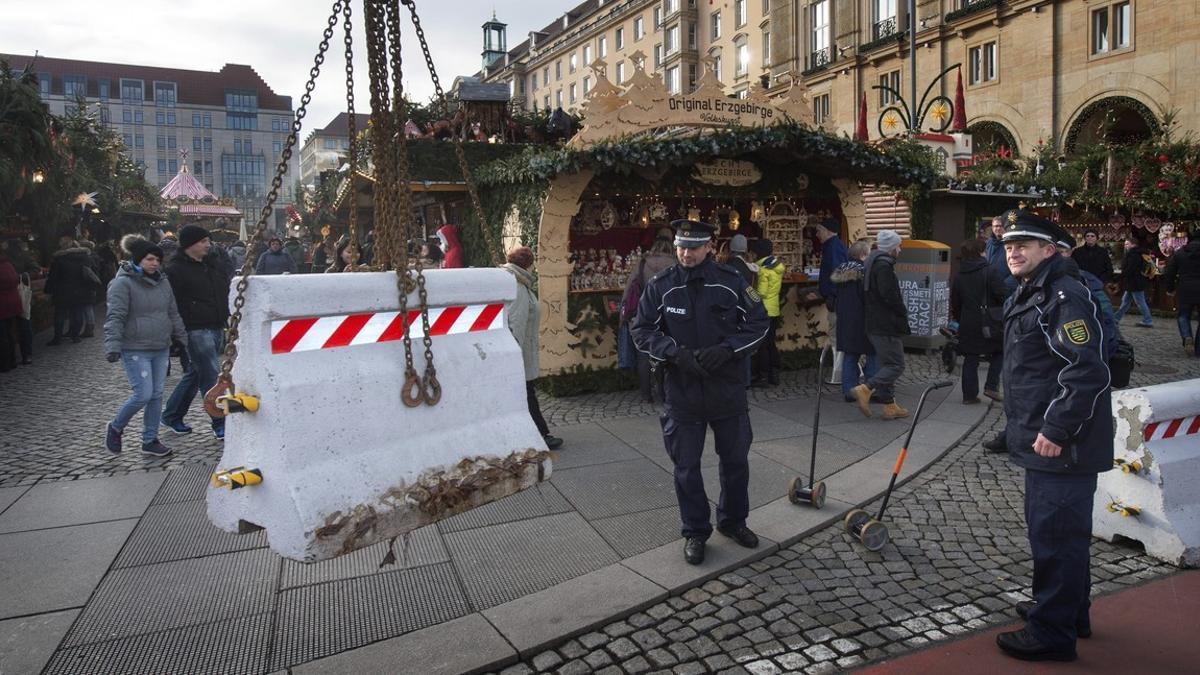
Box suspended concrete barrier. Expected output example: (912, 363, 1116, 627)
(1094, 379, 1200, 567)
(207, 269, 551, 562)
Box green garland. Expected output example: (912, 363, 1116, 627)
(945, 0, 1000, 23)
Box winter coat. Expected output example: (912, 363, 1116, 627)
(44, 246, 99, 307)
(255, 248, 296, 275)
(502, 262, 540, 381)
(1164, 240, 1200, 306)
(726, 255, 757, 287)
(831, 260, 872, 356)
(755, 255, 784, 318)
(818, 235, 849, 308)
(985, 235, 1018, 293)
(950, 257, 1007, 355)
(437, 225, 464, 269)
(104, 262, 187, 354)
(0, 258, 20, 320)
(1073, 243, 1113, 283)
(1002, 253, 1113, 475)
(284, 240, 305, 269)
(165, 251, 231, 330)
(229, 245, 248, 271)
(620, 251, 677, 323)
(1120, 246, 1151, 292)
(863, 250, 910, 337)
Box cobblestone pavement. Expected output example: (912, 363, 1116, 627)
(491, 319, 1200, 675)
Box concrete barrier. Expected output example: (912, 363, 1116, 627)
(207, 269, 551, 562)
(1094, 379, 1200, 567)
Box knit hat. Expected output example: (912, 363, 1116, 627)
(752, 238, 773, 257)
(876, 229, 902, 252)
(122, 235, 164, 264)
(178, 224, 211, 251)
(730, 234, 748, 253)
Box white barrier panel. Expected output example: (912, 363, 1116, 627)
(207, 270, 551, 562)
(1094, 379, 1200, 568)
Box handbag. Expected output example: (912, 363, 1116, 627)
(1109, 338, 1135, 389)
(17, 273, 32, 320)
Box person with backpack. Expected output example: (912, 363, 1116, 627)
(1114, 235, 1155, 328)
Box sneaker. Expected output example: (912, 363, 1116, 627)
(212, 425, 225, 441)
(996, 628, 1076, 662)
(1015, 600, 1091, 638)
(984, 388, 1004, 402)
(1135, 322, 1153, 328)
(161, 418, 193, 434)
(141, 439, 172, 457)
(105, 423, 123, 454)
(542, 434, 563, 450)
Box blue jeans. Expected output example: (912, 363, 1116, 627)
(961, 352, 1002, 400)
(1178, 301, 1199, 355)
(1115, 291, 1153, 325)
(113, 349, 170, 444)
(841, 352, 879, 398)
(1024, 470, 1097, 649)
(162, 328, 225, 429)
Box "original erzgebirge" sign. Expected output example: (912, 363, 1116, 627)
(693, 159, 763, 186)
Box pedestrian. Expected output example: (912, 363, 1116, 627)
(831, 239, 877, 401)
(420, 240, 445, 268)
(624, 227, 681, 398)
(950, 238, 1006, 404)
(1114, 234, 1155, 327)
(77, 238, 101, 338)
(631, 219, 770, 565)
(752, 238, 783, 386)
(1072, 230, 1113, 283)
(228, 240, 248, 272)
(103, 236, 187, 457)
(283, 237, 305, 271)
(436, 224, 464, 269)
(994, 210, 1112, 663)
(985, 215, 1018, 293)
(161, 225, 231, 440)
(360, 230, 376, 266)
(1059, 236, 1120, 359)
(722, 234, 757, 286)
(501, 246, 563, 450)
(0, 247, 20, 372)
(325, 239, 362, 273)
(256, 237, 296, 275)
(311, 235, 335, 273)
(1164, 229, 1200, 355)
(44, 234, 99, 346)
(852, 229, 910, 419)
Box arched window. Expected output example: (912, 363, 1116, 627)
(1066, 96, 1159, 152)
(967, 121, 1019, 156)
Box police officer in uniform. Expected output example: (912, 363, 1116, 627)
(996, 210, 1113, 662)
(631, 220, 770, 565)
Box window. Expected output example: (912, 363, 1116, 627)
(203, 114, 211, 128)
(167, 136, 176, 150)
(666, 65, 681, 94)
(664, 0, 679, 14)
(556, 60, 562, 80)
(762, 0, 770, 13)
(532, 72, 538, 90)
(543, 67, 550, 85)
(879, 70, 901, 106)
(735, 40, 750, 77)
(1093, 8, 1109, 53)
(762, 32, 771, 67)
(688, 64, 698, 92)
(193, 137, 202, 151)
(582, 45, 591, 67)
(616, 28, 624, 49)
(99, 107, 111, 124)
(873, 0, 897, 40)
(665, 25, 679, 55)
(123, 133, 133, 147)
(63, 75, 86, 99)
(134, 110, 143, 124)
(158, 159, 167, 173)
(205, 160, 213, 174)
(203, 138, 212, 152)
(544, 95, 551, 110)
(810, 0, 831, 68)
(194, 161, 203, 175)
(273, 141, 283, 155)
(1115, 2, 1132, 48)
(654, 7, 662, 30)
(120, 78, 143, 103)
(735, 0, 747, 28)
(654, 44, 663, 67)
(1092, 2, 1133, 55)
(556, 89, 563, 107)
(569, 83, 577, 104)
(244, 139, 252, 153)
(599, 36, 608, 58)
(323, 138, 338, 149)
(156, 111, 165, 125)
(583, 76, 591, 94)
(570, 52, 577, 73)
(123, 109, 133, 123)
(711, 11, 721, 40)
(688, 22, 697, 49)
(813, 93, 830, 124)
(227, 113, 257, 130)
(98, 79, 110, 100)
(154, 82, 177, 107)
(736, 88, 749, 99)
(134, 134, 144, 148)
(224, 90, 258, 112)
(634, 17, 645, 40)
(968, 41, 997, 84)
(234, 139, 242, 154)
(616, 61, 626, 84)
(168, 159, 177, 174)
(713, 55, 723, 82)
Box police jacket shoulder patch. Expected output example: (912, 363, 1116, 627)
(1063, 319, 1091, 345)
(745, 286, 762, 304)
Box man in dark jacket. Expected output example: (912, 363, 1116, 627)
(1071, 230, 1113, 283)
(631, 220, 770, 566)
(832, 239, 877, 400)
(852, 230, 910, 419)
(256, 237, 296, 275)
(161, 225, 232, 439)
(44, 236, 99, 345)
(1163, 229, 1200, 356)
(950, 238, 1007, 404)
(1114, 236, 1154, 327)
(995, 210, 1112, 663)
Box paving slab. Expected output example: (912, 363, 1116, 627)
(591, 505, 683, 557)
(293, 612, 515, 675)
(439, 483, 572, 533)
(0, 472, 166, 533)
(546, 422, 645, 470)
(700, 452, 795, 510)
(280, 524, 448, 590)
(744, 495, 858, 547)
(597, 415, 707, 459)
(0, 519, 137, 620)
(0, 609, 78, 675)
(550, 459, 676, 520)
(483, 564, 668, 658)
(0, 486, 28, 516)
(114, 499, 267, 568)
(746, 405, 813, 442)
(750, 434, 874, 477)
(755, 396, 866, 427)
(621, 533, 779, 594)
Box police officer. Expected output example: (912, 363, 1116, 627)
(996, 210, 1113, 662)
(631, 220, 770, 565)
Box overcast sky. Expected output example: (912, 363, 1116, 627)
(3, 0, 566, 129)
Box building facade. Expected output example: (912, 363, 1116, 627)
(298, 113, 371, 189)
(3, 54, 299, 225)
(482, 1, 1198, 155)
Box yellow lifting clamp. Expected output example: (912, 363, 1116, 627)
(211, 467, 264, 490)
(1114, 458, 1144, 474)
(216, 393, 260, 415)
(1106, 501, 1141, 518)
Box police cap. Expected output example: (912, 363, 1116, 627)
(1054, 228, 1077, 250)
(1000, 210, 1058, 245)
(671, 219, 718, 248)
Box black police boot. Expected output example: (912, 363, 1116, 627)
(982, 433, 1007, 452)
(996, 628, 1076, 662)
(1015, 601, 1091, 638)
(716, 524, 760, 549)
(683, 537, 706, 565)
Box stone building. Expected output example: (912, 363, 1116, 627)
(298, 113, 371, 189)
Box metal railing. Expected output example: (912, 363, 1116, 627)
(809, 47, 832, 70)
(873, 16, 898, 41)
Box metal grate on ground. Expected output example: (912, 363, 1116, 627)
(150, 461, 216, 505)
(114, 499, 267, 568)
(279, 523, 448, 590)
(548, 458, 678, 520)
(590, 505, 684, 557)
(270, 562, 470, 671)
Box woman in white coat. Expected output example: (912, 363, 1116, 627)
(502, 246, 563, 450)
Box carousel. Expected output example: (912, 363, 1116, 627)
(159, 150, 244, 238)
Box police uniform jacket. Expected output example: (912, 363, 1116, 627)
(631, 257, 770, 422)
(1002, 254, 1114, 475)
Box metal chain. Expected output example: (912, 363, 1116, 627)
(217, 0, 345, 384)
(402, 0, 503, 267)
(343, 1, 360, 270)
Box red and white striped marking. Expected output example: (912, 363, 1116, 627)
(270, 303, 504, 354)
(1143, 416, 1200, 442)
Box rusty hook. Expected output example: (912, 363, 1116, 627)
(423, 369, 442, 406)
(402, 370, 425, 408)
(204, 375, 235, 418)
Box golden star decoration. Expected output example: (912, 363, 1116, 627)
(71, 191, 99, 211)
(929, 103, 949, 123)
(882, 113, 901, 131)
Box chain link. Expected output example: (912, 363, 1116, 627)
(343, 1, 361, 269)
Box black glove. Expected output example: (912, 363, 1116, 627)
(671, 348, 709, 378)
(106, 352, 121, 363)
(697, 345, 734, 371)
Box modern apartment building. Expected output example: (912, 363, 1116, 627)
(2, 54, 299, 224)
(480, 1, 1198, 155)
(299, 112, 371, 189)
